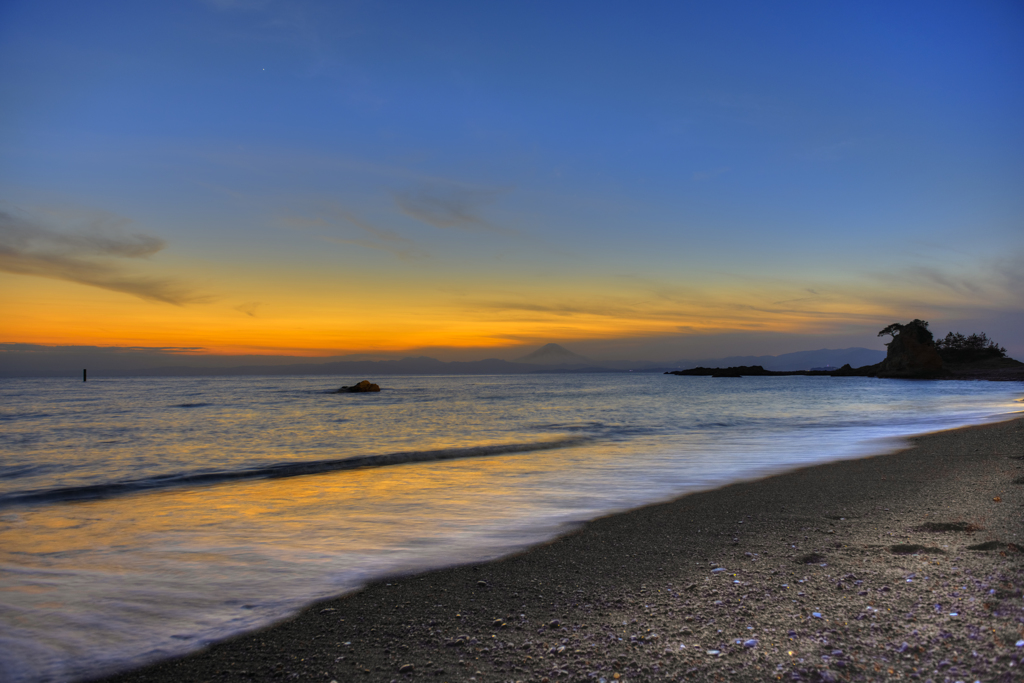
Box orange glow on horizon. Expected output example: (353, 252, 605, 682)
(0, 267, 957, 356)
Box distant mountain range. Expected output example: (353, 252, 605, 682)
(0, 342, 886, 377)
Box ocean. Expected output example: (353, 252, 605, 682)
(0, 373, 1020, 682)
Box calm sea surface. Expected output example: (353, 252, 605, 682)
(1, 374, 1021, 682)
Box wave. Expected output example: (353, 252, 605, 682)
(0, 437, 590, 509)
(0, 463, 58, 481)
(171, 402, 213, 408)
(530, 421, 662, 438)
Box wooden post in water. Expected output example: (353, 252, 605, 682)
(83, 369, 87, 382)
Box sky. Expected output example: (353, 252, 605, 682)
(2, 0, 1023, 361)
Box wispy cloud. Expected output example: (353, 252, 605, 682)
(394, 185, 505, 232)
(478, 299, 644, 319)
(910, 266, 985, 297)
(320, 235, 427, 260)
(871, 260, 1011, 309)
(0, 342, 205, 354)
(234, 301, 263, 317)
(994, 252, 1024, 300)
(771, 296, 821, 306)
(282, 206, 428, 261)
(0, 208, 207, 305)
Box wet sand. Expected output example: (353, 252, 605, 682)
(99, 416, 1024, 683)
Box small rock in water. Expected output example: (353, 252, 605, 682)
(548, 619, 561, 628)
(337, 380, 381, 393)
(398, 663, 415, 673)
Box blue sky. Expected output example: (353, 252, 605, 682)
(2, 0, 1022, 359)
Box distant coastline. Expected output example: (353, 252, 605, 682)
(667, 321, 1024, 382)
(666, 358, 1024, 381)
(0, 345, 885, 378)
(6, 335, 1021, 379)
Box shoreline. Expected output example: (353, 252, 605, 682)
(97, 416, 1024, 682)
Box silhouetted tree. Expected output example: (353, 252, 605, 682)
(878, 319, 933, 345)
(935, 331, 1006, 363)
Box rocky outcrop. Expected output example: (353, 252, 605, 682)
(662, 322, 1018, 381)
(827, 362, 878, 376)
(668, 365, 774, 377)
(875, 320, 946, 379)
(337, 380, 380, 393)
(945, 356, 1024, 382)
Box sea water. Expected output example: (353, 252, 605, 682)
(0, 373, 1020, 682)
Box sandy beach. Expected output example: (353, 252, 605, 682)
(97, 415, 1024, 683)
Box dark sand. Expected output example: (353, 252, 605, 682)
(99, 416, 1024, 683)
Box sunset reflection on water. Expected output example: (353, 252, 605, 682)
(1, 374, 1019, 683)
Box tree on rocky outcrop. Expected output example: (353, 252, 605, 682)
(877, 319, 933, 343)
(935, 331, 1007, 364)
(875, 319, 945, 378)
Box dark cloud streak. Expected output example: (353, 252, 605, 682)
(282, 207, 429, 261)
(234, 302, 262, 317)
(0, 210, 206, 305)
(394, 185, 504, 232)
(910, 266, 985, 297)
